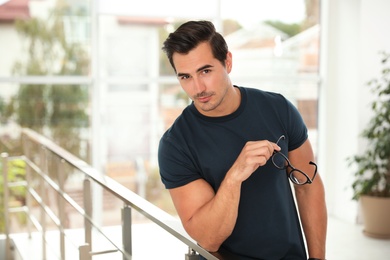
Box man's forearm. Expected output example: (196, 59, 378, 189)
(296, 177, 327, 259)
(185, 174, 242, 251)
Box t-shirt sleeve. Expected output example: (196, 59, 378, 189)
(284, 97, 308, 151)
(158, 134, 202, 189)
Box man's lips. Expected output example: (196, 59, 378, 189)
(197, 95, 212, 103)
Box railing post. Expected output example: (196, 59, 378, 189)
(79, 243, 91, 260)
(122, 205, 132, 260)
(185, 247, 201, 260)
(22, 134, 32, 238)
(24, 161, 32, 239)
(81, 177, 92, 260)
(83, 178, 92, 247)
(39, 146, 47, 260)
(57, 158, 66, 260)
(1, 153, 12, 260)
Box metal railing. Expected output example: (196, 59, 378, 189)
(1, 128, 238, 260)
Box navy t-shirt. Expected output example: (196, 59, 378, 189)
(158, 86, 308, 259)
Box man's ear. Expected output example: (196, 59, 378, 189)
(226, 51, 233, 72)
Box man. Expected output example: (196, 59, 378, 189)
(158, 20, 327, 260)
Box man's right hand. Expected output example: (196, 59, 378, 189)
(228, 140, 280, 183)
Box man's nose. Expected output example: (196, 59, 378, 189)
(193, 77, 206, 93)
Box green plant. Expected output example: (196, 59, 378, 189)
(348, 51, 390, 200)
(0, 158, 27, 233)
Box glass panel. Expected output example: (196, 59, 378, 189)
(106, 83, 152, 160)
(0, 83, 91, 162)
(0, 83, 21, 153)
(100, 16, 157, 78)
(0, 0, 91, 77)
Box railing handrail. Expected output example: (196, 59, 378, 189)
(20, 128, 226, 259)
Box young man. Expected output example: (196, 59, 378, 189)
(158, 20, 327, 260)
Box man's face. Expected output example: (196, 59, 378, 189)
(172, 42, 235, 117)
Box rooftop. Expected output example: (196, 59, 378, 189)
(0, 0, 30, 23)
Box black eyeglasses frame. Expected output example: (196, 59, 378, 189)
(272, 135, 318, 185)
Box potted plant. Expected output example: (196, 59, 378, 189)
(348, 51, 390, 239)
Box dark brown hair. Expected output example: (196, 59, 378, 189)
(162, 20, 229, 71)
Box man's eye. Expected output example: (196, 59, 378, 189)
(202, 69, 210, 74)
(179, 75, 190, 80)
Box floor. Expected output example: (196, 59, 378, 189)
(326, 216, 390, 259)
(5, 215, 390, 259)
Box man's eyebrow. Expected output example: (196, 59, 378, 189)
(196, 64, 213, 73)
(176, 64, 214, 78)
(177, 72, 189, 78)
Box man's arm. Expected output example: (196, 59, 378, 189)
(169, 140, 279, 252)
(289, 139, 327, 259)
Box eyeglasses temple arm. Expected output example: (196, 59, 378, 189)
(309, 161, 318, 181)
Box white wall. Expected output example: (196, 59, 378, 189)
(319, 0, 390, 223)
(0, 25, 22, 77)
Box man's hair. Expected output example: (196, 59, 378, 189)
(162, 20, 229, 71)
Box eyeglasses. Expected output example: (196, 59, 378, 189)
(272, 135, 317, 185)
